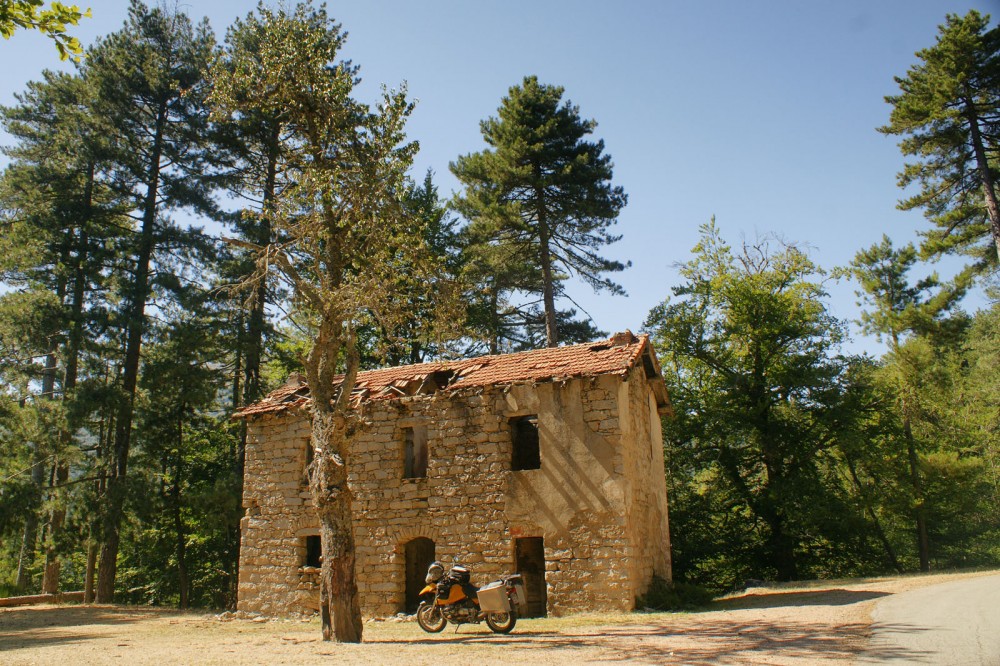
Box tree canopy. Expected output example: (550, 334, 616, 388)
(646, 221, 859, 583)
(451, 76, 627, 347)
(881, 10, 1000, 271)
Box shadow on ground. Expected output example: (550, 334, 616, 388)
(377, 617, 934, 664)
(0, 598, 941, 665)
(711, 589, 890, 611)
(0, 606, 178, 652)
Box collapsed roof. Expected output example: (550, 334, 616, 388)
(234, 331, 671, 418)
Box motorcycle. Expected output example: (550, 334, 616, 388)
(415, 562, 527, 634)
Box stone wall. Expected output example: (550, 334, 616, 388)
(238, 373, 671, 617)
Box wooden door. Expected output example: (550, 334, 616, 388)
(514, 537, 547, 617)
(404, 537, 435, 613)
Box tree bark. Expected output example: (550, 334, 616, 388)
(962, 91, 1000, 262)
(15, 456, 45, 592)
(40, 462, 68, 594)
(42, 165, 93, 595)
(904, 414, 931, 572)
(84, 538, 98, 603)
(172, 450, 189, 609)
(535, 183, 558, 348)
(310, 410, 363, 643)
(96, 100, 167, 603)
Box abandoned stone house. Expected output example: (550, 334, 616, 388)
(235, 331, 672, 618)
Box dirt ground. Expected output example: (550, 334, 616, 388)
(1, 570, 995, 665)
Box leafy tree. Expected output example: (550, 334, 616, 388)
(208, 9, 299, 555)
(210, 2, 453, 641)
(124, 300, 240, 609)
(646, 221, 858, 583)
(357, 170, 463, 366)
(0, 67, 123, 593)
(0, 0, 91, 60)
(82, 0, 216, 602)
(839, 235, 965, 570)
(452, 75, 628, 347)
(881, 10, 1000, 269)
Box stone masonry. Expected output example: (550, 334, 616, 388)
(236, 333, 672, 618)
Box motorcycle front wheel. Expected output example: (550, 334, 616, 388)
(416, 601, 447, 633)
(485, 610, 517, 634)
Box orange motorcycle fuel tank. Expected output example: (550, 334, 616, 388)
(431, 584, 469, 606)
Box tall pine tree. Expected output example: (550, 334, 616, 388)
(82, 0, 216, 602)
(451, 76, 627, 347)
(881, 10, 1000, 269)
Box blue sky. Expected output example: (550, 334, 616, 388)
(2, 1, 996, 355)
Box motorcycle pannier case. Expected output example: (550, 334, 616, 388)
(476, 581, 511, 613)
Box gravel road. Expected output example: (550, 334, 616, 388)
(861, 573, 1000, 665)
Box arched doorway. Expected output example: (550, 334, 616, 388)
(403, 537, 435, 613)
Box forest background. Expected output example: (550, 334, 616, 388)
(0, 0, 997, 611)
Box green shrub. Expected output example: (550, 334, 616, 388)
(636, 576, 715, 611)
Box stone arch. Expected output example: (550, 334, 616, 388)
(391, 524, 442, 550)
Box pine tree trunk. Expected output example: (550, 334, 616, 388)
(84, 538, 98, 603)
(42, 172, 93, 595)
(173, 454, 189, 609)
(15, 456, 45, 592)
(40, 463, 69, 594)
(962, 91, 1000, 262)
(535, 185, 558, 348)
(489, 284, 500, 355)
(37, 342, 62, 594)
(845, 455, 903, 573)
(764, 505, 798, 581)
(904, 414, 931, 572)
(242, 130, 277, 415)
(97, 101, 167, 603)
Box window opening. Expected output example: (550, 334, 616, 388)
(304, 535, 322, 568)
(403, 425, 428, 479)
(510, 415, 540, 471)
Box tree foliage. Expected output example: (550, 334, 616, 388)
(0, 0, 91, 60)
(452, 76, 627, 347)
(647, 221, 865, 585)
(881, 10, 1000, 270)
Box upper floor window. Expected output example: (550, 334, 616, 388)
(510, 415, 540, 470)
(403, 425, 428, 479)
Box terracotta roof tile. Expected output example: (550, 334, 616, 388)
(235, 331, 662, 418)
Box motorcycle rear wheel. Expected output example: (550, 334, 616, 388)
(485, 610, 517, 634)
(416, 601, 447, 633)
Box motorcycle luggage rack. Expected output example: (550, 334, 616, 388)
(477, 581, 511, 613)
